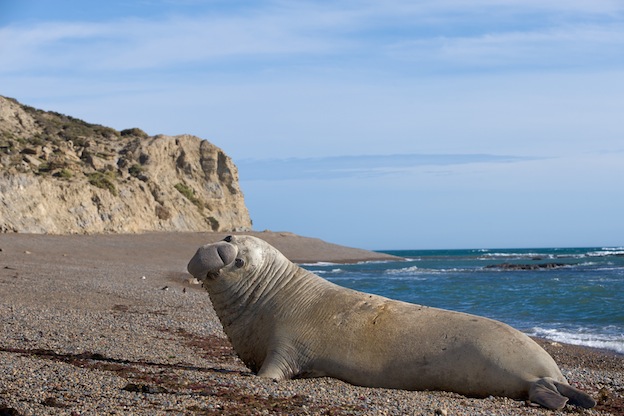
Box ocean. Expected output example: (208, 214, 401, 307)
(302, 247, 624, 355)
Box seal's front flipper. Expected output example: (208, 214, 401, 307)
(529, 378, 568, 410)
(257, 348, 297, 381)
(553, 380, 596, 408)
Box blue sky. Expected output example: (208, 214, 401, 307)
(2, 1, 623, 249)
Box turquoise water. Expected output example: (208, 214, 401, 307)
(302, 247, 624, 354)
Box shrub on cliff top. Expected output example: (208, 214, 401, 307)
(120, 128, 148, 138)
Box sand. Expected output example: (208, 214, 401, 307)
(0, 232, 622, 415)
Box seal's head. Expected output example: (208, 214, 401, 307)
(187, 235, 238, 281)
(187, 235, 285, 286)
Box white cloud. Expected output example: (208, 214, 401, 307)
(387, 24, 624, 71)
(0, 22, 109, 72)
(237, 153, 535, 181)
(0, 6, 348, 73)
(3, 0, 624, 75)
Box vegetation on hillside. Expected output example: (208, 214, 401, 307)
(0, 96, 150, 195)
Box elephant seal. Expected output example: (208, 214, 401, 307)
(187, 235, 596, 410)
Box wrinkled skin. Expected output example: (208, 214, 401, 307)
(188, 235, 596, 410)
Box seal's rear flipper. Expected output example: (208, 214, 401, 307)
(553, 380, 596, 408)
(529, 378, 568, 410)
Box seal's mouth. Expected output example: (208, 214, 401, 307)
(205, 270, 221, 281)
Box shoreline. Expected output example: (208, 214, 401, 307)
(0, 230, 403, 264)
(1, 232, 622, 415)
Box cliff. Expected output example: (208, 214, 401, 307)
(0, 96, 252, 234)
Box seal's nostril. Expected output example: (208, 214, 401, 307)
(217, 243, 237, 266)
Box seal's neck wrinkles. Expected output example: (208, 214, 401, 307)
(207, 251, 331, 372)
(213, 253, 305, 323)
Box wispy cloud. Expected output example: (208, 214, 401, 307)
(237, 153, 536, 181)
(0, 12, 339, 73)
(387, 24, 624, 71)
(2, 0, 623, 75)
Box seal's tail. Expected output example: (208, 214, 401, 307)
(529, 377, 596, 410)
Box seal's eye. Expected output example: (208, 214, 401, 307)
(235, 258, 245, 268)
(224, 235, 233, 242)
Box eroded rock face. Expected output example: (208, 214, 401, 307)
(0, 96, 252, 233)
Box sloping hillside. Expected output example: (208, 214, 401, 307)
(0, 96, 252, 233)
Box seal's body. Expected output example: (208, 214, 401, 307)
(187, 235, 595, 410)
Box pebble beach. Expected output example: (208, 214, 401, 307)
(1, 232, 622, 415)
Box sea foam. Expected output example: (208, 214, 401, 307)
(527, 327, 624, 355)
